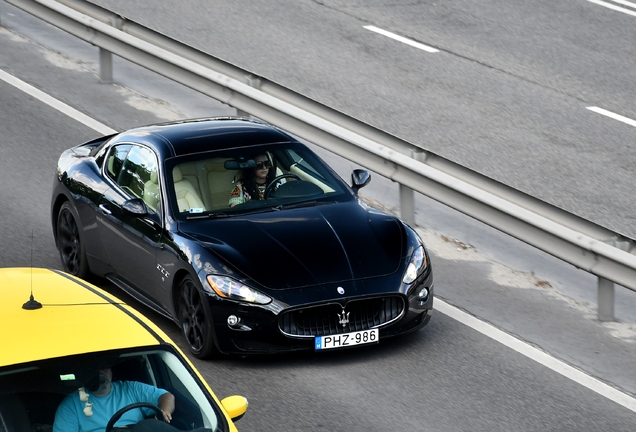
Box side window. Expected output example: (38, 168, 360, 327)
(286, 149, 338, 194)
(106, 145, 132, 182)
(108, 145, 161, 212)
(288, 149, 323, 179)
(122, 146, 160, 211)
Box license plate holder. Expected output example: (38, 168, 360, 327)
(315, 329, 379, 350)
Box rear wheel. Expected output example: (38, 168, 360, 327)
(56, 202, 90, 279)
(178, 275, 219, 359)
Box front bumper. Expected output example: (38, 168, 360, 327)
(207, 271, 434, 355)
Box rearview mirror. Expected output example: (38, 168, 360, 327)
(224, 159, 256, 170)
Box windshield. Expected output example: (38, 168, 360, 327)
(0, 347, 227, 431)
(165, 142, 353, 219)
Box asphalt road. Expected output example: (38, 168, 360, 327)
(1, 2, 636, 431)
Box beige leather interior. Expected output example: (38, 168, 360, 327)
(173, 166, 206, 213)
(289, 163, 335, 193)
(202, 158, 237, 210)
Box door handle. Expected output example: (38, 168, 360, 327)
(99, 204, 112, 215)
(143, 217, 161, 229)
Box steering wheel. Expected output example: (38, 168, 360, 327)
(105, 402, 165, 432)
(264, 174, 301, 198)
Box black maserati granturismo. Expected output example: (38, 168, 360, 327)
(51, 117, 434, 358)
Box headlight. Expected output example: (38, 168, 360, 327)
(402, 245, 428, 284)
(207, 275, 271, 305)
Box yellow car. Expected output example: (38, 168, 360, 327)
(0, 267, 248, 431)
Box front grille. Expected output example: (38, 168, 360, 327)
(279, 296, 405, 337)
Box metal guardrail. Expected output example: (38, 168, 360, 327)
(4, 0, 636, 320)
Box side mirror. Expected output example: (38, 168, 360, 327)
(122, 198, 149, 216)
(351, 169, 371, 193)
(221, 395, 248, 422)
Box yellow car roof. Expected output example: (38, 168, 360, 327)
(0, 268, 169, 367)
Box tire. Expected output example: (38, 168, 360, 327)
(178, 275, 219, 359)
(56, 202, 91, 279)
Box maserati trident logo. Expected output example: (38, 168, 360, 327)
(337, 308, 350, 327)
(337, 286, 345, 295)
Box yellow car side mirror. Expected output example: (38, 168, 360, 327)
(221, 395, 248, 421)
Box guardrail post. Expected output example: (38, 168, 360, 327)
(597, 277, 615, 321)
(597, 238, 631, 321)
(399, 149, 427, 227)
(399, 183, 415, 226)
(99, 48, 113, 84)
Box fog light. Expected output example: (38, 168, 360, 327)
(227, 315, 240, 327)
(418, 288, 429, 301)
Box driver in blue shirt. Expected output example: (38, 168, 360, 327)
(53, 367, 175, 432)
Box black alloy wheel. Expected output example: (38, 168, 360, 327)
(56, 202, 90, 279)
(178, 276, 218, 359)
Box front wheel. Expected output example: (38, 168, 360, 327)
(178, 276, 219, 359)
(56, 202, 90, 279)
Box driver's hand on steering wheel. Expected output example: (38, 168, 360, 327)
(158, 409, 172, 423)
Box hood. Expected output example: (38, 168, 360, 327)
(182, 201, 404, 289)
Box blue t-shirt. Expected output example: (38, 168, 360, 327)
(53, 381, 168, 432)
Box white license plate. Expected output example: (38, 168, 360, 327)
(315, 329, 379, 350)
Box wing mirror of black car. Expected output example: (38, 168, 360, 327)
(224, 159, 256, 170)
(351, 169, 371, 193)
(122, 198, 149, 216)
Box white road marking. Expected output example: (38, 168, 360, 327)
(587, 0, 636, 17)
(587, 106, 636, 128)
(363, 25, 439, 53)
(436, 298, 636, 412)
(607, 0, 636, 8)
(0, 69, 116, 135)
(4, 64, 636, 413)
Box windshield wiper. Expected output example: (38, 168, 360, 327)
(186, 212, 230, 220)
(271, 200, 327, 211)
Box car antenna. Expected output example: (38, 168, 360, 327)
(23, 230, 42, 310)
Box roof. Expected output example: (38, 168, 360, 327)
(112, 117, 295, 157)
(0, 268, 167, 368)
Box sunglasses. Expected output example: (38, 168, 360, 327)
(255, 160, 272, 170)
